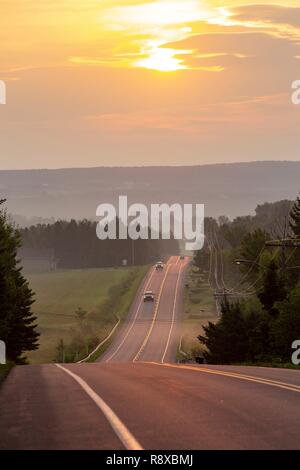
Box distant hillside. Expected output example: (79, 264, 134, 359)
(0, 161, 299, 222)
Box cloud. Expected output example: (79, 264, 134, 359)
(83, 93, 294, 134)
(232, 4, 300, 29)
(163, 30, 300, 89)
(1, 2, 300, 168)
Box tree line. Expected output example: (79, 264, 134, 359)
(197, 195, 300, 365)
(1, 193, 299, 365)
(20, 219, 179, 269)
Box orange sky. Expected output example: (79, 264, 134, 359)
(0, 0, 300, 169)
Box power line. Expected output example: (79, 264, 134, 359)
(229, 244, 266, 293)
(214, 230, 227, 291)
(265, 238, 300, 273)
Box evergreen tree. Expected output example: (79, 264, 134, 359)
(0, 201, 39, 362)
(290, 194, 300, 237)
(198, 300, 248, 364)
(239, 228, 269, 282)
(270, 281, 300, 362)
(258, 260, 287, 315)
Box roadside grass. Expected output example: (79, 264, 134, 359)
(86, 266, 149, 362)
(26, 266, 148, 364)
(180, 266, 218, 359)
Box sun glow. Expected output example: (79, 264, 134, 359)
(135, 47, 188, 72)
(103, 0, 211, 27)
(101, 0, 230, 72)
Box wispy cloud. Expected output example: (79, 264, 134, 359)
(84, 93, 293, 134)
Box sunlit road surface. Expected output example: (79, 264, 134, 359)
(101, 256, 189, 363)
(0, 256, 299, 450)
(1, 362, 300, 450)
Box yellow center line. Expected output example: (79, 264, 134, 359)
(133, 264, 172, 362)
(146, 362, 300, 394)
(105, 266, 156, 362)
(161, 260, 183, 364)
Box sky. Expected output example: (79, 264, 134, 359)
(0, 0, 300, 169)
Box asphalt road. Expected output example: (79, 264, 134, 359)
(0, 256, 299, 450)
(0, 362, 299, 449)
(101, 256, 189, 363)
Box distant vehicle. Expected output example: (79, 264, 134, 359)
(143, 291, 155, 302)
(180, 255, 185, 260)
(155, 261, 164, 270)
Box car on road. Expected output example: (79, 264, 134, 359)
(180, 255, 185, 260)
(143, 290, 155, 302)
(155, 261, 164, 270)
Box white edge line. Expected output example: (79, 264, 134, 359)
(56, 364, 143, 450)
(133, 264, 171, 362)
(78, 316, 121, 363)
(161, 262, 183, 363)
(179, 335, 188, 358)
(105, 267, 156, 362)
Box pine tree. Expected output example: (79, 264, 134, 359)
(290, 194, 300, 238)
(0, 202, 39, 362)
(239, 228, 269, 282)
(198, 300, 249, 364)
(258, 260, 287, 315)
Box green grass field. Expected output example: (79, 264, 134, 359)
(26, 266, 147, 364)
(180, 266, 218, 358)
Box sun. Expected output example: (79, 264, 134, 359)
(135, 48, 187, 72)
(110, 0, 208, 27)
(101, 1, 231, 72)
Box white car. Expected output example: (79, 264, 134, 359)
(143, 291, 155, 302)
(155, 261, 164, 270)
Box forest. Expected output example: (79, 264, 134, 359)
(19, 218, 179, 269)
(194, 196, 300, 366)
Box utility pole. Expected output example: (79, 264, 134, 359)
(265, 238, 300, 272)
(214, 289, 251, 300)
(214, 288, 251, 315)
(265, 238, 300, 248)
(265, 238, 300, 260)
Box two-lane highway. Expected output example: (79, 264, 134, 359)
(0, 256, 299, 450)
(102, 256, 189, 363)
(1, 362, 300, 449)
(136, 258, 187, 363)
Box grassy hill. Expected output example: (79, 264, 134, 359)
(26, 266, 147, 364)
